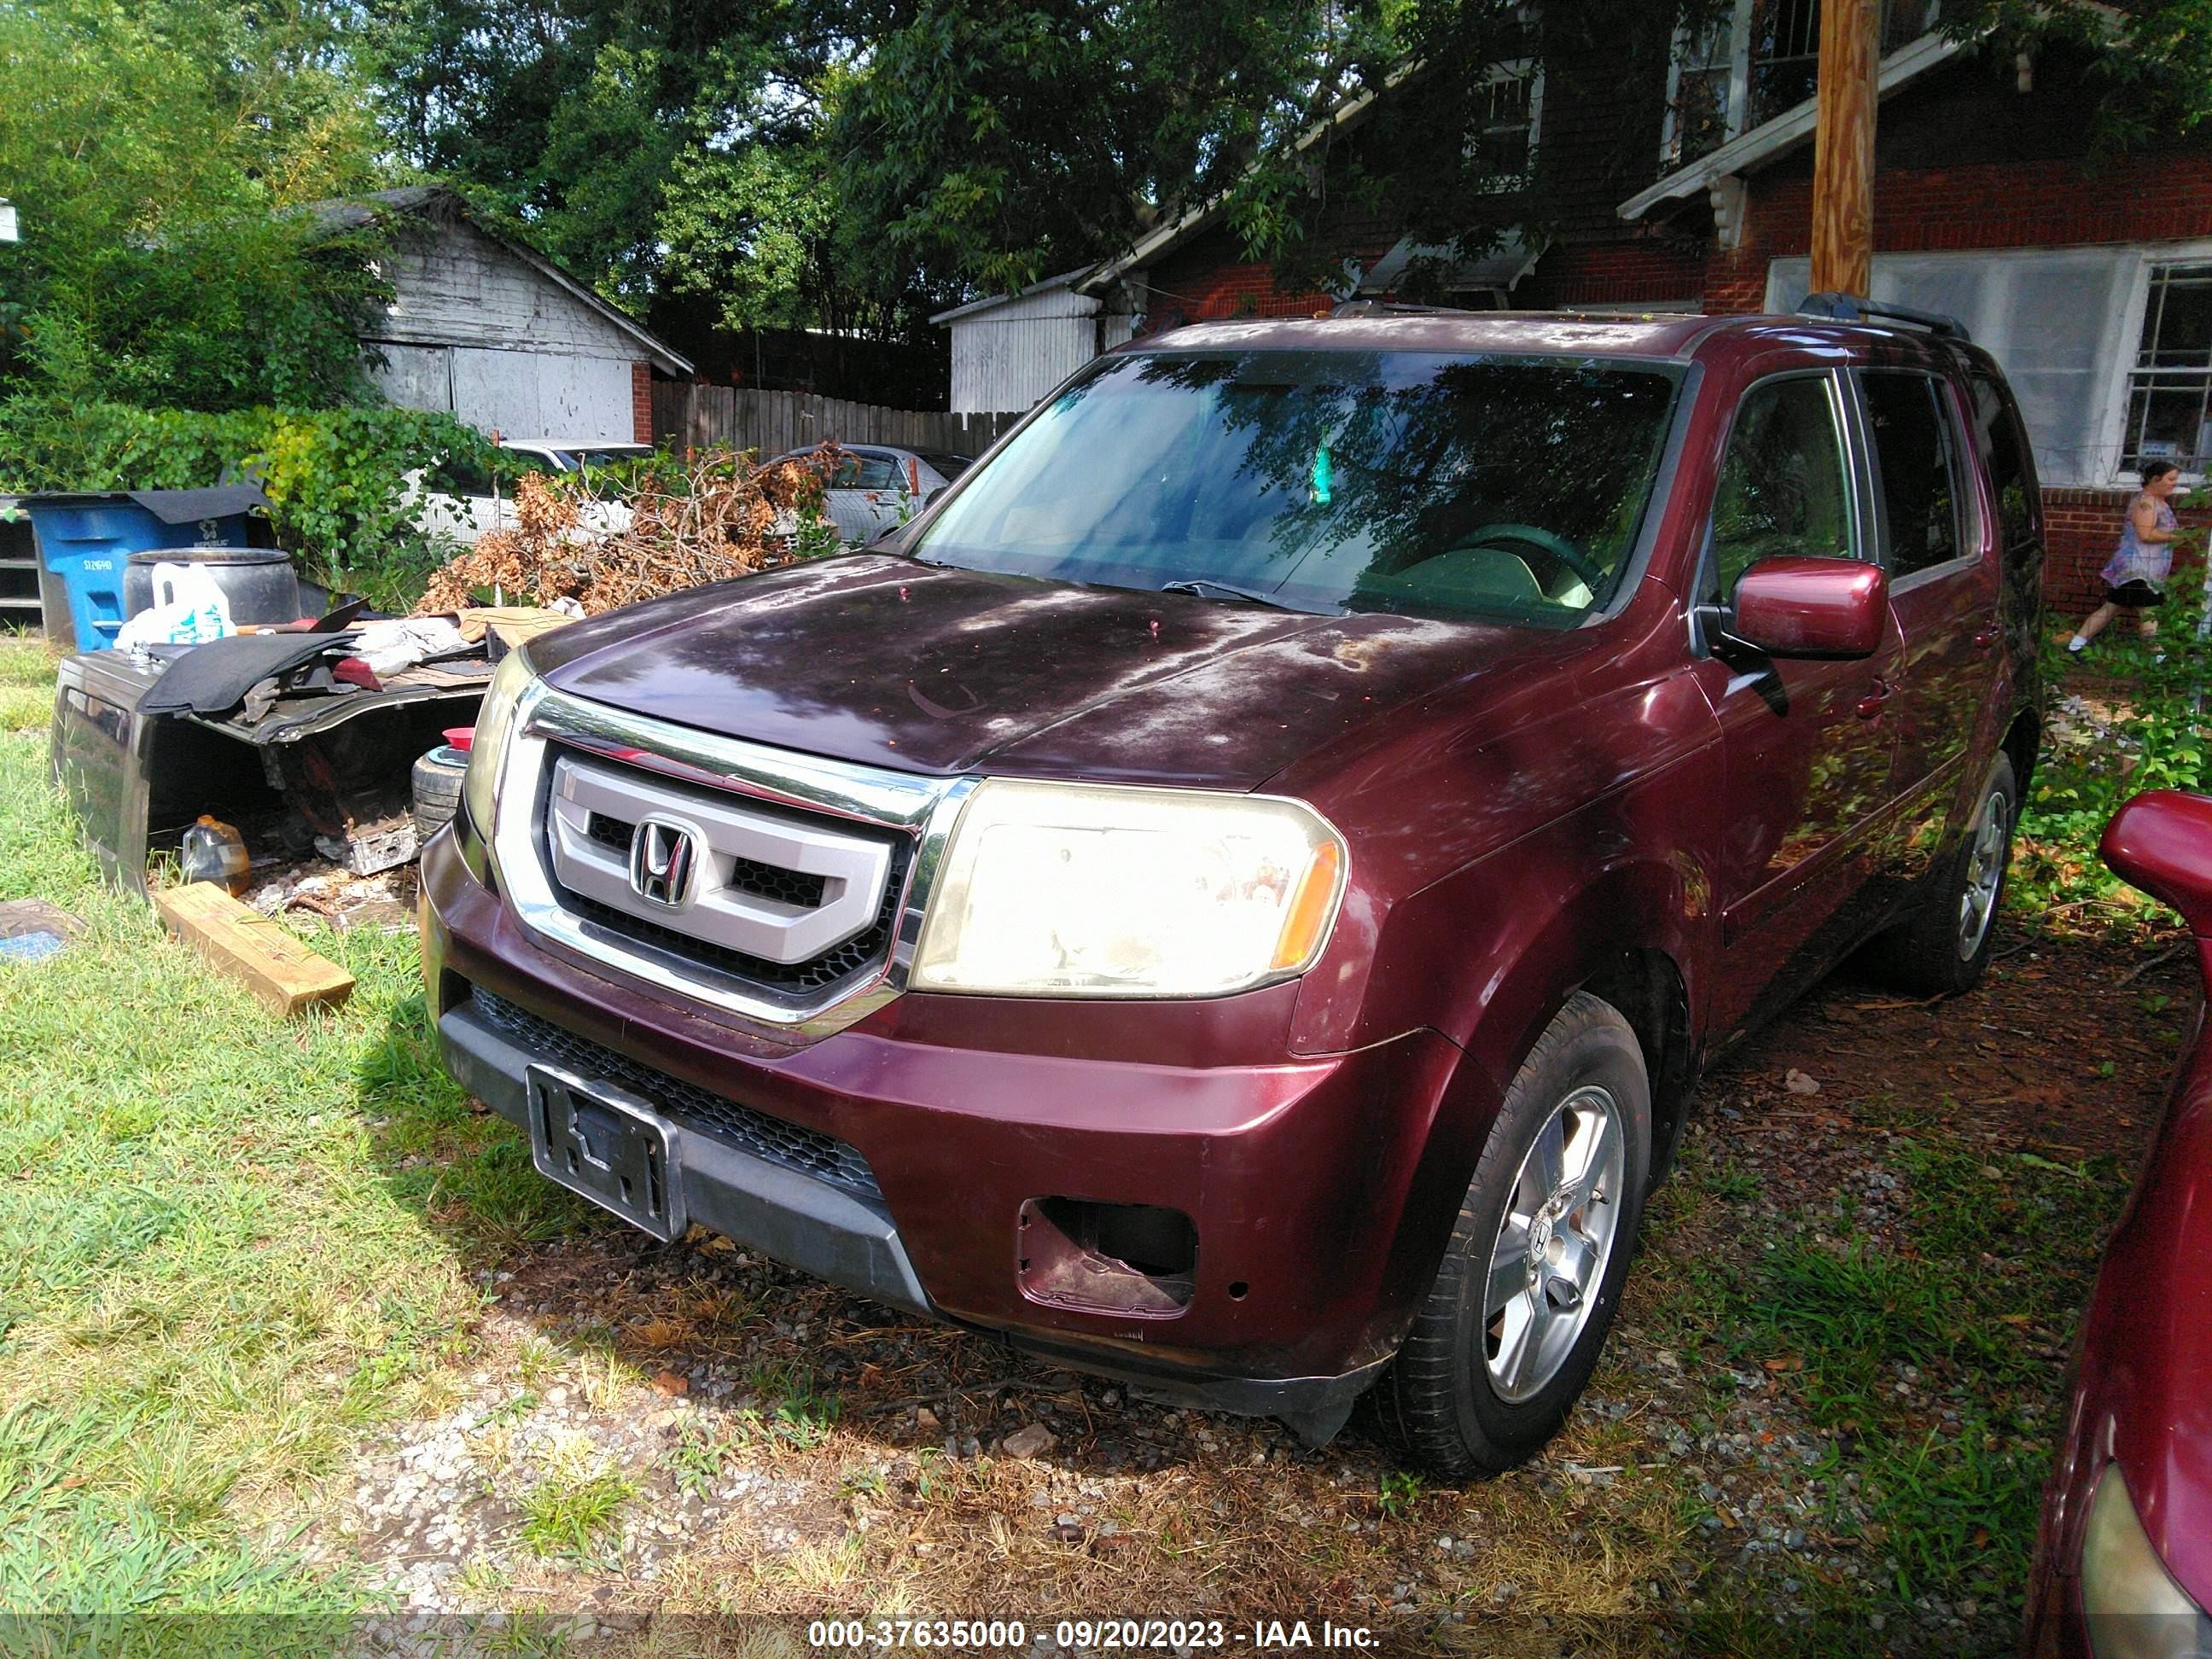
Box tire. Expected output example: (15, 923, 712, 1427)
(411, 746, 468, 841)
(1372, 992, 1652, 1478)
(1863, 753, 2016, 998)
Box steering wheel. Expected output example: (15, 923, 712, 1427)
(1441, 522, 1607, 593)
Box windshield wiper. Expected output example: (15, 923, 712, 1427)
(1158, 577, 1327, 614)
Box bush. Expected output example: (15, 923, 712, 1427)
(0, 397, 516, 608)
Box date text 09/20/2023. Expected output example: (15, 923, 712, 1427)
(804, 1619, 1379, 1650)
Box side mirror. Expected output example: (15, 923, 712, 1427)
(924, 485, 949, 508)
(1728, 556, 1888, 659)
(2104, 791, 2212, 936)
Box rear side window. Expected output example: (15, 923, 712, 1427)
(1862, 370, 1965, 578)
(1708, 375, 1855, 604)
(834, 454, 903, 491)
(1968, 373, 2039, 554)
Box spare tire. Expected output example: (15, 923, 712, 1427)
(411, 745, 469, 842)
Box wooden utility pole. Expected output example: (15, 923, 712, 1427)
(1810, 0, 1878, 296)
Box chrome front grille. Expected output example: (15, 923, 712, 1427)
(546, 749, 897, 965)
(487, 683, 975, 1034)
(585, 811, 829, 908)
(562, 835, 913, 994)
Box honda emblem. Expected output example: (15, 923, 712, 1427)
(628, 818, 699, 909)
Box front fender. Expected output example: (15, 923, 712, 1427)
(1350, 846, 1716, 1362)
(1446, 850, 1709, 1110)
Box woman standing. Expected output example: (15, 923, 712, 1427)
(2069, 460, 2185, 658)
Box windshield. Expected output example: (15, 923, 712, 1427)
(912, 349, 1685, 625)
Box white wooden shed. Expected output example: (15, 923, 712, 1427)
(307, 188, 691, 444)
(931, 270, 1132, 414)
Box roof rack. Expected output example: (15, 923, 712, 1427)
(1330, 299, 1456, 318)
(1796, 292, 1970, 343)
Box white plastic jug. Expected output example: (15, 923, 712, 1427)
(115, 562, 234, 649)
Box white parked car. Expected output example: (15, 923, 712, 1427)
(771, 445, 973, 544)
(415, 440, 653, 544)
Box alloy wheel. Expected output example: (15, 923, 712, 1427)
(1481, 1085, 1626, 1404)
(1955, 788, 2011, 963)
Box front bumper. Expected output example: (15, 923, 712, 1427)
(422, 821, 1467, 1436)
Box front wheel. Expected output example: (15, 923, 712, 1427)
(1372, 992, 1651, 1478)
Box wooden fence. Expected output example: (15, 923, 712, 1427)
(651, 383, 1025, 462)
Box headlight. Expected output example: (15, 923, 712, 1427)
(462, 646, 539, 847)
(2081, 1464, 2212, 1657)
(911, 778, 1347, 997)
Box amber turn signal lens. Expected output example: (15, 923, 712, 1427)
(1272, 840, 1344, 971)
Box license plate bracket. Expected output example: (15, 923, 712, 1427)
(526, 1066, 684, 1242)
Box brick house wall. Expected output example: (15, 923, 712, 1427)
(1139, 241, 1356, 328)
(1131, 8, 1683, 325)
(1528, 239, 1707, 307)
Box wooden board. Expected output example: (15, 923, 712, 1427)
(154, 883, 354, 1017)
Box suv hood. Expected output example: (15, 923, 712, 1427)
(535, 554, 1542, 789)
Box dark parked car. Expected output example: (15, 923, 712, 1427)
(2027, 790, 2212, 1656)
(422, 304, 2044, 1474)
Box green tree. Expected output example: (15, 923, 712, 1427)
(370, 0, 838, 301)
(1943, 1, 2212, 148)
(824, 0, 1372, 300)
(0, 0, 393, 410)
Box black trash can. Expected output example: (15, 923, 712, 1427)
(123, 546, 302, 629)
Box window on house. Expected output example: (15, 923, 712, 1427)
(2122, 264, 2212, 474)
(1666, 0, 1945, 166)
(1666, 20, 1733, 167)
(1465, 61, 1543, 189)
(1746, 0, 1820, 132)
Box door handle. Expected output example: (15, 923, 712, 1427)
(1855, 680, 1892, 720)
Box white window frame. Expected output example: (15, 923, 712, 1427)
(2115, 252, 2212, 484)
(1464, 59, 1545, 193)
(1662, 0, 1942, 168)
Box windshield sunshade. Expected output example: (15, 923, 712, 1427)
(914, 349, 1685, 625)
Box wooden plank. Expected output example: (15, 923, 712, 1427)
(155, 883, 354, 1016)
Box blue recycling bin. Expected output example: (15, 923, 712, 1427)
(26, 487, 273, 649)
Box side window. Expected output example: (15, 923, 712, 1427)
(1969, 372, 2039, 555)
(853, 455, 901, 491)
(1708, 376, 1855, 604)
(1862, 370, 1965, 578)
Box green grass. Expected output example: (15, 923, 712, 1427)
(515, 1454, 635, 1561)
(2013, 597, 2212, 935)
(1642, 1125, 2129, 1650)
(740, 1361, 842, 1449)
(0, 635, 597, 1626)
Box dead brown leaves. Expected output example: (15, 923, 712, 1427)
(417, 448, 835, 618)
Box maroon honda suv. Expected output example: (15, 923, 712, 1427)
(422, 302, 2043, 1475)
